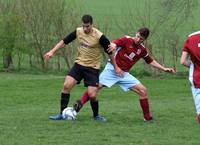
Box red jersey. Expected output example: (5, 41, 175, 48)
(182, 32, 200, 88)
(113, 36, 153, 72)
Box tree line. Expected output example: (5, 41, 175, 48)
(0, 0, 82, 71)
(0, 0, 198, 74)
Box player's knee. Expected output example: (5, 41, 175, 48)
(90, 96, 97, 101)
(63, 83, 71, 92)
(139, 87, 147, 97)
(88, 92, 97, 100)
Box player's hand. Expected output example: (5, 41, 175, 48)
(107, 43, 117, 53)
(164, 67, 176, 74)
(115, 66, 124, 77)
(44, 51, 54, 62)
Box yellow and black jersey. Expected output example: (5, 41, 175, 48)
(75, 27, 103, 69)
(63, 27, 111, 69)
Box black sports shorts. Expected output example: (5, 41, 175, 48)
(68, 63, 100, 87)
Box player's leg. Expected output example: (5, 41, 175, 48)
(84, 66, 107, 122)
(117, 72, 152, 121)
(74, 65, 117, 121)
(198, 114, 200, 125)
(60, 75, 78, 113)
(74, 84, 103, 112)
(130, 83, 153, 121)
(73, 85, 105, 122)
(86, 86, 106, 122)
(73, 65, 99, 113)
(191, 86, 200, 124)
(49, 63, 81, 120)
(87, 86, 101, 119)
(89, 67, 119, 122)
(86, 66, 119, 107)
(189, 63, 200, 124)
(49, 75, 77, 120)
(74, 67, 116, 109)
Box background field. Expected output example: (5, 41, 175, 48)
(1, 0, 200, 145)
(1, 0, 199, 72)
(1, 73, 200, 145)
(83, 0, 199, 37)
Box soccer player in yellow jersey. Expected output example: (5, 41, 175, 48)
(44, 14, 118, 121)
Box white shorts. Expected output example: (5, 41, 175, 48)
(99, 62, 140, 91)
(189, 63, 200, 114)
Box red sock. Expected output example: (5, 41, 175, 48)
(198, 114, 200, 124)
(139, 98, 152, 120)
(80, 91, 90, 105)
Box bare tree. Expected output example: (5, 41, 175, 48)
(19, 0, 82, 70)
(96, 15, 111, 65)
(157, 0, 198, 69)
(20, 0, 53, 69)
(51, 0, 82, 69)
(113, 0, 198, 74)
(0, 0, 19, 70)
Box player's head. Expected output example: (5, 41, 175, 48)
(82, 14, 93, 34)
(134, 27, 150, 45)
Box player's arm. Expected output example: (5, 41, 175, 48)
(149, 60, 176, 73)
(180, 38, 191, 68)
(107, 36, 126, 53)
(44, 30, 76, 61)
(107, 42, 117, 53)
(180, 51, 191, 68)
(142, 49, 175, 73)
(99, 35, 123, 76)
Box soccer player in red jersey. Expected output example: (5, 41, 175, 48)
(181, 31, 200, 124)
(74, 27, 175, 122)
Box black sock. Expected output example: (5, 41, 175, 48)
(60, 93, 70, 114)
(90, 100, 99, 117)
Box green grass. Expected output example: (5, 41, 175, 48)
(0, 72, 200, 145)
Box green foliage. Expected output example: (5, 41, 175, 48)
(0, 73, 200, 145)
(0, 0, 83, 70)
(83, 0, 199, 73)
(0, 0, 199, 74)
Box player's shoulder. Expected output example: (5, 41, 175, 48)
(124, 35, 145, 47)
(92, 27, 101, 32)
(91, 27, 103, 39)
(186, 31, 200, 44)
(188, 31, 200, 37)
(76, 27, 83, 31)
(76, 27, 83, 35)
(123, 35, 133, 39)
(124, 35, 132, 38)
(118, 35, 133, 41)
(187, 31, 200, 41)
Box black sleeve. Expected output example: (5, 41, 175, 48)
(63, 30, 76, 44)
(99, 35, 112, 54)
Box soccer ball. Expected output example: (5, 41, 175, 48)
(62, 107, 77, 120)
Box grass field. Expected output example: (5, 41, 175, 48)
(0, 72, 200, 145)
(1, 1, 200, 144)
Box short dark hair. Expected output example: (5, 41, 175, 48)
(137, 27, 150, 39)
(81, 14, 93, 24)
